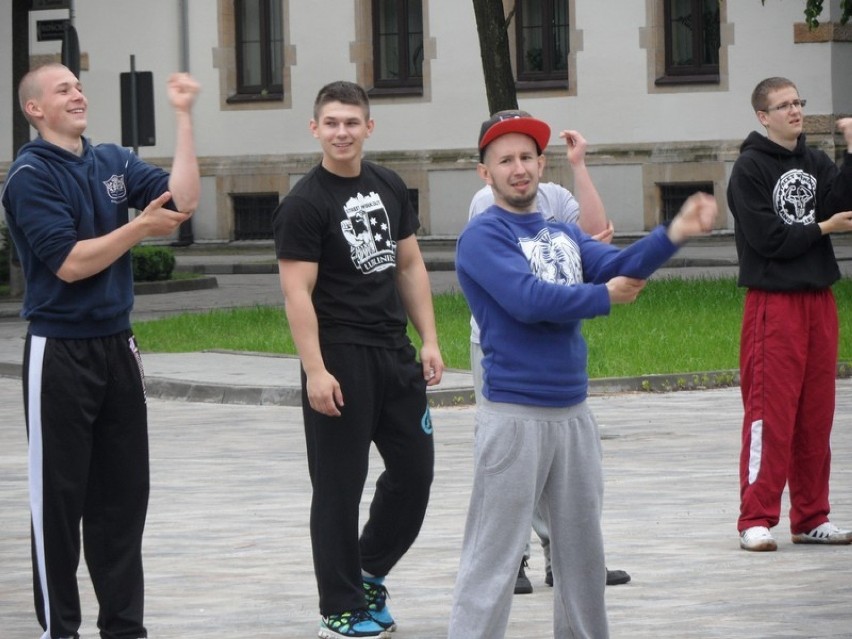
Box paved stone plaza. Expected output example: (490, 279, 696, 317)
(3, 374, 852, 638)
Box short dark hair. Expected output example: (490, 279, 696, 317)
(751, 77, 797, 112)
(313, 81, 370, 121)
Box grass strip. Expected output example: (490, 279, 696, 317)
(132, 277, 852, 378)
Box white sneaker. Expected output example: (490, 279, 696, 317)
(740, 526, 777, 551)
(792, 522, 852, 545)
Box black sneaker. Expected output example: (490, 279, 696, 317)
(544, 567, 631, 587)
(514, 559, 533, 594)
(606, 568, 631, 586)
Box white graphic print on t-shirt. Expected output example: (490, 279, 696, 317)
(340, 191, 397, 274)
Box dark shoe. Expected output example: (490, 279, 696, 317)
(544, 567, 631, 587)
(606, 568, 631, 586)
(514, 559, 533, 594)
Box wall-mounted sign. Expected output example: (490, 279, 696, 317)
(36, 19, 69, 41)
(31, 0, 71, 10)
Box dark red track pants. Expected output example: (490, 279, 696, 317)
(738, 288, 837, 535)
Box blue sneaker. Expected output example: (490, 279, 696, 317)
(318, 608, 389, 638)
(363, 577, 397, 632)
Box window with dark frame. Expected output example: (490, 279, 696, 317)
(371, 0, 424, 94)
(232, 0, 283, 101)
(659, 182, 714, 222)
(660, 0, 720, 84)
(232, 193, 279, 240)
(516, 0, 569, 87)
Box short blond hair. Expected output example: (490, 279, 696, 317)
(18, 63, 70, 127)
(751, 77, 797, 113)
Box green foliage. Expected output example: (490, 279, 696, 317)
(132, 277, 852, 378)
(762, 0, 851, 28)
(131, 245, 176, 282)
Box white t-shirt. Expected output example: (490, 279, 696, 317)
(467, 182, 581, 344)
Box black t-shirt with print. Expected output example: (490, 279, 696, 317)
(273, 161, 420, 348)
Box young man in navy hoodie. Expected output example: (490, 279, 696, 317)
(2, 63, 200, 639)
(728, 77, 852, 552)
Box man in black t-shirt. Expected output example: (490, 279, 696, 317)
(273, 80, 444, 639)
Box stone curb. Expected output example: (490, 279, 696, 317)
(2, 362, 850, 407)
(134, 275, 218, 295)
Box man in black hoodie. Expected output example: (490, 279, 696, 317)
(728, 77, 852, 552)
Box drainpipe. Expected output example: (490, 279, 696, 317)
(176, 0, 195, 245)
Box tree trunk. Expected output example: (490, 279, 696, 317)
(471, 0, 518, 116)
(10, 0, 30, 298)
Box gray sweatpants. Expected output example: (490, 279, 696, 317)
(470, 341, 552, 568)
(447, 399, 608, 639)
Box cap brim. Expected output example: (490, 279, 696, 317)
(479, 118, 551, 154)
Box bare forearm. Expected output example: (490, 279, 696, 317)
(283, 296, 327, 376)
(167, 111, 200, 212)
(56, 216, 149, 282)
(572, 163, 608, 236)
(397, 263, 439, 346)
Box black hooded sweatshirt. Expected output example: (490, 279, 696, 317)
(727, 131, 852, 291)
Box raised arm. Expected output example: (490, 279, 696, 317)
(839, 117, 852, 154)
(560, 129, 610, 238)
(166, 73, 201, 213)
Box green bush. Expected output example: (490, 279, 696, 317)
(131, 245, 176, 282)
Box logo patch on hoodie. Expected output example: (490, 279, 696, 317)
(773, 169, 816, 225)
(103, 174, 128, 203)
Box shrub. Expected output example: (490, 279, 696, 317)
(131, 245, 176, 282)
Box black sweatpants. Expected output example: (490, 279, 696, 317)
(302, 343, 434, 616)
(23, 331, 150, 639)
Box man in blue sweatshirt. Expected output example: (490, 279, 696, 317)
(447, 112, 717, 639)
(2, 63, 200, 639)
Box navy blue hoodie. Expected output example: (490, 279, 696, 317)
(727, 131, 852, 291)
(1, 137, 172, 338)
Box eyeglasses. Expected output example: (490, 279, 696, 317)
(763, 99, 807, 114)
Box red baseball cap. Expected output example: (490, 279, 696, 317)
(478, 110, 551, 158)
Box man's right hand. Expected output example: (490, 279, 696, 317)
(667, 192, 717, 244)
(306, 369, 344, 417)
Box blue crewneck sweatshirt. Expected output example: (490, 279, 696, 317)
(456, 205, 680, 407)
(1, 137, 173, 338)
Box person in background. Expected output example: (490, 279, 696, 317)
(467, 114, 629, 593)
(273, 80, 444, 639)
(728, 76, 852, 552)
(448, 110, 716, 638)
(2, 62, 200, 639)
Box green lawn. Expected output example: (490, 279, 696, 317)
(132, 277, 852, 379)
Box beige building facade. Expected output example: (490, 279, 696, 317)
(1, 0, 851, 242)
